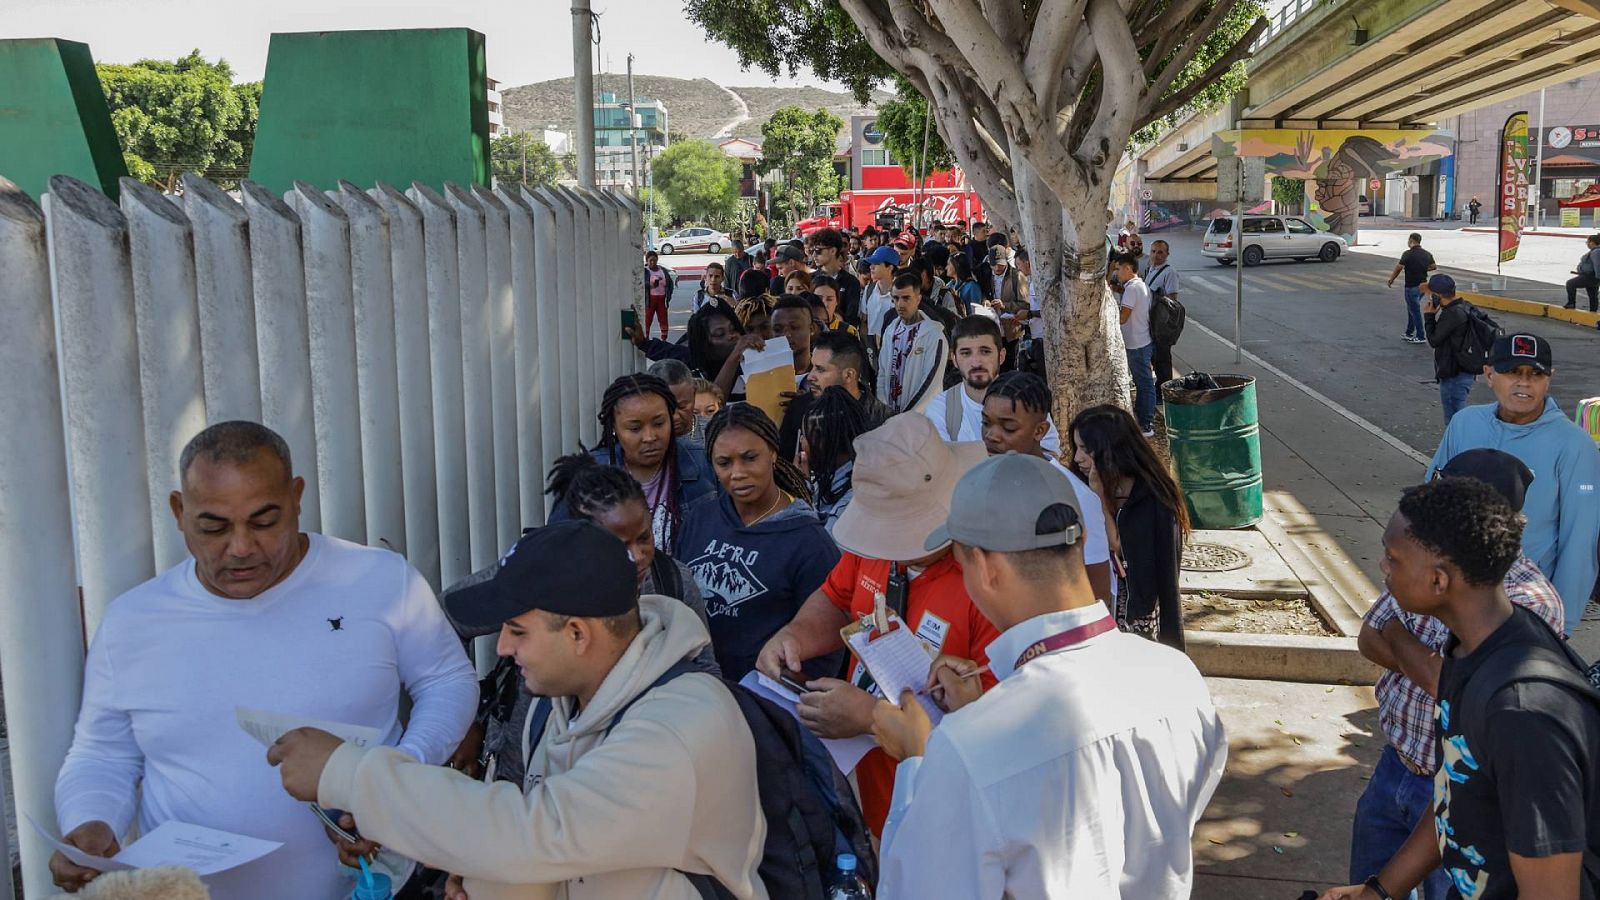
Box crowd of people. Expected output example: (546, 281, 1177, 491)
(41, 217, 1600, 900)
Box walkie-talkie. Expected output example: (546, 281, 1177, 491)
(885, 562, 909, 621)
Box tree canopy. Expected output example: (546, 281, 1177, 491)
(876, 76, 955, 180)
(490, 133, 564, 189)
(758, 105, 845, 223)
(96, 50, 259, 187)
(650, 139, 742, 226)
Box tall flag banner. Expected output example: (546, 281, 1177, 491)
(1498, 111, 1529, 265)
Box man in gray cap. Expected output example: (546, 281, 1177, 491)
(870, 453, 1227, 900)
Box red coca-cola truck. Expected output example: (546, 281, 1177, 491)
(795, 169, 985, 236)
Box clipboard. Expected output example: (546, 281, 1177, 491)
(841, 606, 944, 725)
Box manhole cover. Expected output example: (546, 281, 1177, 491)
(1182, 542, 1252, 572)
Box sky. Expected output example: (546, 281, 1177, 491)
(7, 0, 841, 89)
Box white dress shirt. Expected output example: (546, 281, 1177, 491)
(878, 605, 1227, 899)
(923, 386, 1062, 454)
(865, 282, 893, 339)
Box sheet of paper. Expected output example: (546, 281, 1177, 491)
(845, 624, 944, 725)
(738, 671, 878, 774)
(741, 336, 796, 425)
(28, 817, 281, 877)
(235, 706, 385, 749)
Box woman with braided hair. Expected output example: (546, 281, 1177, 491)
(677, 402, 841, 679)
(800, 386, 869, 534)
(552, 373, 716, 554)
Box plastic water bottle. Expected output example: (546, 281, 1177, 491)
(828, 853, 872, 899)
(351, 857, 393, 900)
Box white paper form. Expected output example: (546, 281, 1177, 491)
(737, 671, 878, 773)
(28, 817, 281, 876)
(844, 624, 944, 725)
(235, 707, 385, 748)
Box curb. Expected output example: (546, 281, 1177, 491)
(1458, 291, 1600, 328)
(1252, 510, 1376, 639)
(1461, 226, 1594, 240)
(1188, 631, 1379, 684)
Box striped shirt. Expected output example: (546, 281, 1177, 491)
(1364, 556, 1565, 773)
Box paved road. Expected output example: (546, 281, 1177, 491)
(1159, 230, 1600, 457)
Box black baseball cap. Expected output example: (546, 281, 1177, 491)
(1437, 448, 1535, 512)
(776, 244, 807, 263)
(1489, 333, 1553, 374)
(442, 521, 638, 634)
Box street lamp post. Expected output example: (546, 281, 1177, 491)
(572, 0, 596, 187)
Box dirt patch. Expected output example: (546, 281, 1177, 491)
(1183, 592, 1337, 637)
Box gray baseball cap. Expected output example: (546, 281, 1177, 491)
(924, 452, 1084, 552)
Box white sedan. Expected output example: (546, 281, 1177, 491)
(652, 227, 731, 255)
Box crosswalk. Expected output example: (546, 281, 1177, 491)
(1183, 265, 1381, 296)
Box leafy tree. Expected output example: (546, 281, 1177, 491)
(637, 185, 674, 231)
(877, 76, 954, 180)
(757, 105, 845, 222)
(651, 140, 741, 225)
(97, 51, 258, 187)
(688, 0, 1266, 423)
(1271, 176, 1305, 215)
(490, 133, 563, 188)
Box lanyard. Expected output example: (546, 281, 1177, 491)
(1014, 616, 1117, 670)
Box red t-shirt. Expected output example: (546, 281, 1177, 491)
(821, 551, 1001, 835)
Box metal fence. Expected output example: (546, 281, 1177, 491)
(0, 173, 642, 897)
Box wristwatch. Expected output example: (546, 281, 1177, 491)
(1364, 875, 1395, 900)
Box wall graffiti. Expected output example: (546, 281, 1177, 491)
(1212, 128, 1455, 239)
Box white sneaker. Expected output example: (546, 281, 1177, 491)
(1142, 428, 1156, 438)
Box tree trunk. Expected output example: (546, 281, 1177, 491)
(1014, 159, 1130, 434)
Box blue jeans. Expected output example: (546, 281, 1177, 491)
(1349, 747, 1451, 900)
(1403, 286, 1424, 338)
(1127, 344, 1156, 431)
(1439, 372, 1474, 425)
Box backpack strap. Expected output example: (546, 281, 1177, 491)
(943, 384, 964, 440)
(649, 551, 684, 601)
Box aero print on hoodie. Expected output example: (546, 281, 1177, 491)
(679, 493, 841, 679)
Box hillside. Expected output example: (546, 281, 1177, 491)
(499, 74, 891, 147)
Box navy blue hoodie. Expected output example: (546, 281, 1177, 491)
(677, 493, 841, 679)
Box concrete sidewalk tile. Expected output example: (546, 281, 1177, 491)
(1195, 678, 1379, 896)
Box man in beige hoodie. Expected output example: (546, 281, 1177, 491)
(270, 521, 768, 900)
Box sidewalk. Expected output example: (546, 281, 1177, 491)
(1168, 323, 1416, 897)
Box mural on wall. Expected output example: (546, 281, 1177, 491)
(1213, 128, 1455, 239)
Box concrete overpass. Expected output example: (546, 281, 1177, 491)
(1139, 0, 1600, 189)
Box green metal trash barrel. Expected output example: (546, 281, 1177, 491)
(1161, 374, 1263, 529)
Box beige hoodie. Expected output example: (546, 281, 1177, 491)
(317, 595, 768, 900)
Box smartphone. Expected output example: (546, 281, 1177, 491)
(776, 671, 814, 695)
(311, 803, 361, 843)
(620, 307, 638, 339)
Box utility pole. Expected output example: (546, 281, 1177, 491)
(627, 54, 641, 195)
(1533, 86, 1547, 230)
(573, 0, 596, 187)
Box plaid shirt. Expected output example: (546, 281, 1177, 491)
(1365, 556, 1565, 773)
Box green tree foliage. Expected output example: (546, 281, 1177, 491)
(651, 140, 741, 225)
(1132, 1, 1262, 144)
(683, 0, 892, 103)
(96, 51, 259, 187)
(490, 133, 563, 189)
(1271, 176, 1306, 214)
(758, 105, 845, 221)
(637, 186, 674, 231)
(876, 76, 954, 180)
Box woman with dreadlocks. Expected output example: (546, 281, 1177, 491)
(553, 373, 716, 554)
(800, 386, 868, 534)
(677, 403, 840, 679)
(626, 303, 743, 382)
(441, 453, 721, 787)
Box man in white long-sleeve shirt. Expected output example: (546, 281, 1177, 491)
(871, 453, 1228, 899)
(51, 421, 478, 899)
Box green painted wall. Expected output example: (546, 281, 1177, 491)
(0, 38, 128, 200)
(249, 28, 490, 194)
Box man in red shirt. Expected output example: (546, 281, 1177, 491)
(756, 414, 997, 834)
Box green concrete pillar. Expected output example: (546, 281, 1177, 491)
(0, 39, 127, 201)
(248, 28, 491, 195)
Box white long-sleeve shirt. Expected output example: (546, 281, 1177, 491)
(55, 534, 478, 900)
(922, 384, 1063, 453)
(878, 605, 1228, 899)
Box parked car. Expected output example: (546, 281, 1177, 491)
(1201, 215, 1348, 266)
(652, 227, 731, 255)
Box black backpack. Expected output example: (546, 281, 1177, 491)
(528, 658, 878, 900)
(1454, 302, 1504, 373)
(1149, 284, 1186, 347)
